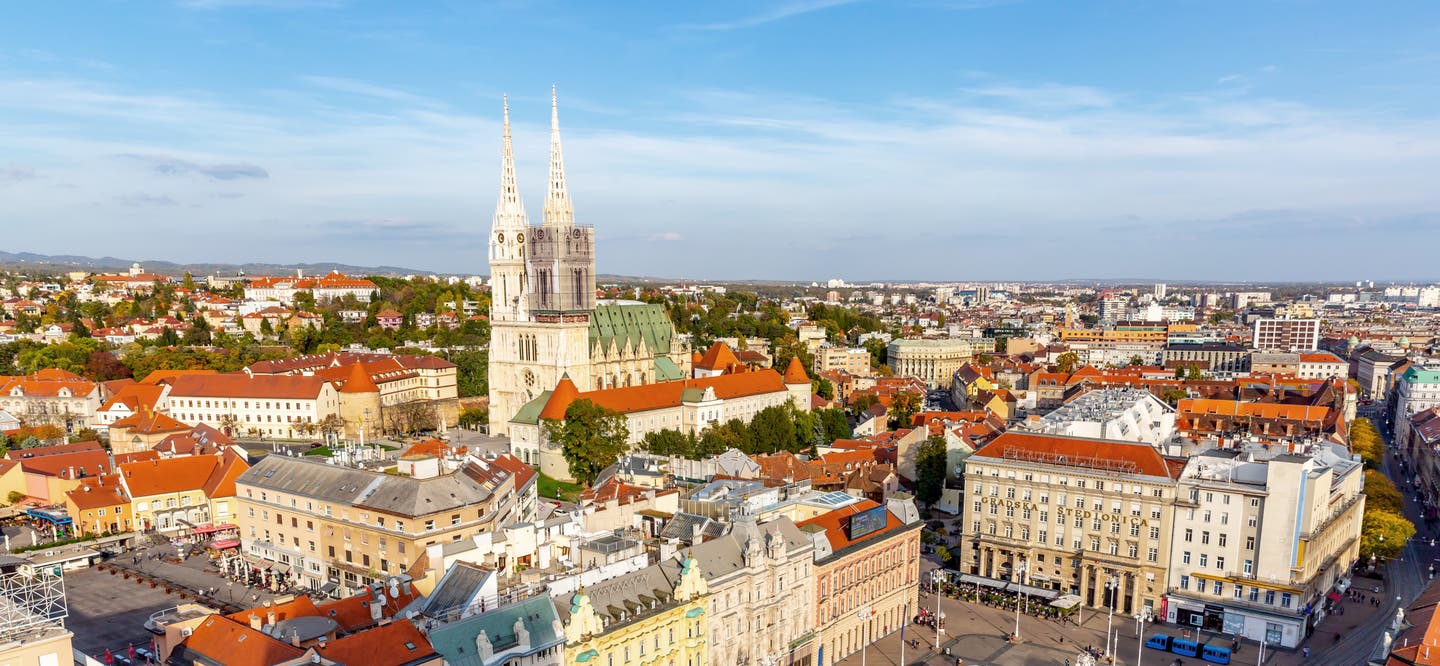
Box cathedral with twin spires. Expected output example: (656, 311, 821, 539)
(487, 88, 692, 438)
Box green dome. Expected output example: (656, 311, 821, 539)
(1348, 335, 1360, 346)
(1399, 336, 1411, 348)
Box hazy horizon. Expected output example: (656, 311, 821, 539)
(4, 2, 1440, 281)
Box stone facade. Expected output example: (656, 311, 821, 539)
(487, 92, 689, 436)
(961, 432, 1180, 617)
(688, 519, 815, 666)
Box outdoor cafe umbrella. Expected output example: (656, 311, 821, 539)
(1050, 594, 1083, 610)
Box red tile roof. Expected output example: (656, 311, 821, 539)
(180, 615, 304, 666)
(138, 369, 218, 385)
(315, 618, 436, 666)
(5, 440, 103, 460)
(696, 342, 741, 371)
(164, 373, 329, 400)
(110, 408, 191, 434)
(783, 356, 810, 384)
(66, 473, 129, 511)
(797, 499, 907, 552)
(540, 369, 790, 420)
(314, 582, 421, 632)
(971, 431, 1180, 479)
(337, 362, 380, 394)
(120, 456, 225, 498)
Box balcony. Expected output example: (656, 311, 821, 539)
(1299, 493, 1364, 541)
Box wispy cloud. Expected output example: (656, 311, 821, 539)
(676, 0, 860, 31)
(7, 69, 1440, 280)
(960, 83, 1115, 109)
(115, 193, 179, 207)
(0, 166, 37, 183)
(300, 75, 443, 108)
(120, 154, 269, 180)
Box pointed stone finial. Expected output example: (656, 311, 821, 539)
(543, 84, 574, 227)
(493, 94, 528, 230)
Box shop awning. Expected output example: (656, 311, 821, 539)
(193, 524, 238, 535)
(1013, 583, 1059, 600)
(958, 574, 1010, 590)
(1051, 594, 1083, 609)
(209, 539, 240, 550)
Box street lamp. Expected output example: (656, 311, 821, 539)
(1013, 561, 1028, 641)
(1105, 575, 1119, 661)
(1134, 607, 1151, 666)
(857, 607, 874, 666)
(932, 570, 946, 651)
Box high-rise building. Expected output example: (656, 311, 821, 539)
(1154, 283, 1167, 299)
(487, 90, 691, 436)
(1251, 318, 1320, 352)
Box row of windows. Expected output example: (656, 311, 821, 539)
(175, 399, 316, 410)
(976, 521, 1161, 562)
(970, 474, 1167, 499)
(1177, 575, 1288, 607)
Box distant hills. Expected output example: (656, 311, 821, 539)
(0, 251, 433, 278)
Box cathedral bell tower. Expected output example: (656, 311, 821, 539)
(490, 95, 530, 323)
(528, 85, 596, 316)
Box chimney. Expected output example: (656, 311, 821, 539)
(290, 629, 301, 647)
(248, 614, 262, 630)
(267, 609, 277, 627)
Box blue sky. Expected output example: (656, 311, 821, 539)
(3, 1, 1440, 281)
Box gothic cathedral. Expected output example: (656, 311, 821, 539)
(487, 89, 691, 438)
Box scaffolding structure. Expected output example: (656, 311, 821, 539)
(0, 565, 67, 642)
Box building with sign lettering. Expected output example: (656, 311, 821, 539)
(1164, 445, 1364, 648)
(961, 431, 1183, 618)
(798, 496, 922, 666)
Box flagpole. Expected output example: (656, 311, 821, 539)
(900, 602, 907, 666)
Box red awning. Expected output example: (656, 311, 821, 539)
(209, 539, 240, 549)
(193, 524, 237, 535)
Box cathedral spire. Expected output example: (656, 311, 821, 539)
(493, 94, 528, 230)
(543, 85, 575, 227)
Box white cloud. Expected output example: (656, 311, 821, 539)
(4, 73, 1440, 280)
(676, 0, 861, 31)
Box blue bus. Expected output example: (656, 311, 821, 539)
(1201, 644, 1232, 664)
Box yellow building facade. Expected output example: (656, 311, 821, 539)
(562, 557, 709, 666)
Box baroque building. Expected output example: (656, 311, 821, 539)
(487, 89, 690, 436)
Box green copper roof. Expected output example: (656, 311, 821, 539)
(1403, 367, 1440, 384)
(511, 391, 552, 425)
(428, 594, 564, 666)
(589, 303, 674, 356)
(654, 357, 684, 382)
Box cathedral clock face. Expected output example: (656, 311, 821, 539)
(517, 232, 525, 244)
(524, 369, 536, 387)
(496, 232, 504, 243)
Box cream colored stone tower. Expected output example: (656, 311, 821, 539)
(489, 88, 596, 436)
